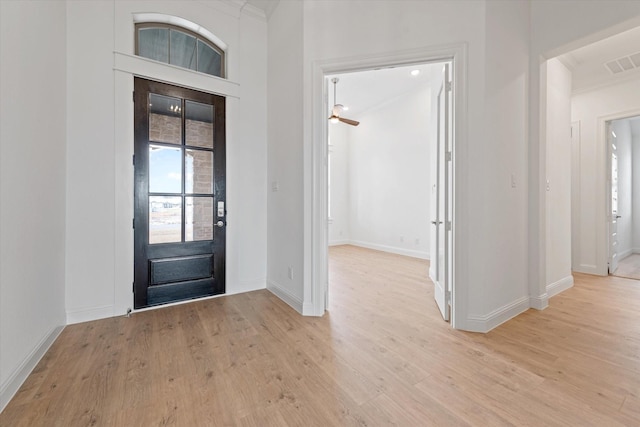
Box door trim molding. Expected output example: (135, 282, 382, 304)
(114, 49, 237, 317)
(307, 43, 470, 329)
(114, 52, 239, 98)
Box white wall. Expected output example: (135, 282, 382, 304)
(345, 87, 431, 259)
(65, 0, 115, 321)
(464, 0, 530, 323)
(279, 0, 533, 330)
(0, 0, 67, 409)
(65, 0, 268, 322)
(544, 58, 573, 293)
(611, 119, 633, 259)
(264, 0, 640, 330)
(266, 0, 305, 310)
(529, 0, 640, 306)
(571, 79, 640, 275)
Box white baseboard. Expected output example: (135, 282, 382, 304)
(66, 304, 115, 325)
(633, 248, 640, 254)
(267, 280, 303, 314)
(328, 239, 350, 246)
(348, 240, 429, 260)
(547, 275, 573, 298)
(465, 296, 530, 333)
(529, 292, 549, 310)
(572, 263, 601, 275)
(1, 325, 64, 412)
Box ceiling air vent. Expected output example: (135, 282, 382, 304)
(605, 52, 640, 74)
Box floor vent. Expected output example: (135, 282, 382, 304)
(605, 52, 640, 74)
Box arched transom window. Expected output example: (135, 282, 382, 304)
(135, 23, 225, 78)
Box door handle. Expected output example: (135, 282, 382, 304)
(431, 221, 443, 225)
(215, 220, 224, 228)
(616, 215, 622, 219)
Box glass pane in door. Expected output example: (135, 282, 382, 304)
(185, 197, 213, 241)
(149, 196, 182, 244)
(185, 149, 213, 194)
(149, 93, 182, 144)
(185, 100, 214, 148)
(149, 145, 182, 193)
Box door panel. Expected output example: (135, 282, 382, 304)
(432, 63, 452, 322)
(609, 123, 619, 274)
(149, 255, 213, 285)
(134, 78, 226, 309)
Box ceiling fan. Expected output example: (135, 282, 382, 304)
(328, 78, 360, 127)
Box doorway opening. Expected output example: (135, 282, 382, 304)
(554, 24, 640, 283)
(324, 60, 454, 322)
(133, 78, 226, 309)
(607, 115, 640, 280)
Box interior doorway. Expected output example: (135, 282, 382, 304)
(324, 60, 454, 322)
(133, 78, 226, 309)
(607, 115, 640, 280)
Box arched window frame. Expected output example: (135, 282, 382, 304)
(134, 19, 226, 78)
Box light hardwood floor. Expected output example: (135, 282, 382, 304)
(613, 254, 640, 281)
(2, 245, 640, 426)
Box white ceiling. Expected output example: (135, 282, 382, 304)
(559, 25, 640, 93)
(326, 62, 447, 119)
(248, 3, 638, 110)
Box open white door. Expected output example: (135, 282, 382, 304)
(609, 123, 619, 274)
(431, 63, 452, 321)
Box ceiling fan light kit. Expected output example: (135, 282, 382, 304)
(329, 77, 360, 127)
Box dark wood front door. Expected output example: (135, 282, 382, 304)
(134, 78, 226, 309)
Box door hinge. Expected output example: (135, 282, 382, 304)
(132, 91, 135, 102)
(446, 221, 452, 231)
(132, 218, 135, 229)
(132, 282, 135, 292)
(132, 154, 135, 166)
(446, 81, 452, 92)
(446, 151, 452, 162)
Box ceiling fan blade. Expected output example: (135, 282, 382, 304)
(339, 117, 360, 126)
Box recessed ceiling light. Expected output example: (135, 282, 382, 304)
(410, 69, 420, 76)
